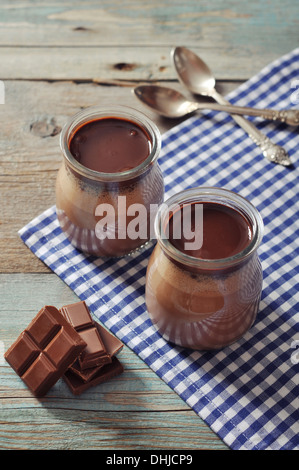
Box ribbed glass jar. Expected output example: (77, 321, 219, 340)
(56, 105, 164, 257)
(145, 187, 264, 350)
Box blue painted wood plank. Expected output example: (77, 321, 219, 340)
(0, 274, 228, 450)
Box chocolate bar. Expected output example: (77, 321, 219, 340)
(64, 357, 124, 396)
(60, 301, 111, 370)
(4, 306, 86, 397)
(68, 322, 124, 382)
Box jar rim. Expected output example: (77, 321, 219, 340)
(59, 105, 162, 182)
(155, 187, 264, 270)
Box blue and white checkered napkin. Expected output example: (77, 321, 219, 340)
(19, 49, 299, 450)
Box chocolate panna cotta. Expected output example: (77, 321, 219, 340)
(145, 188, 264, 350)
(167, 202, 252, 261)
(56, 106, 164, 257)
(69, 117, 151, 173)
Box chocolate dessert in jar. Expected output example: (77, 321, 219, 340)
(56, 106, 164, 257)
(145, 187, 264, 350)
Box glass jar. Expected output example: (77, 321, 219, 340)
(56, 105, 164, 257)
(145, 187, 264, 350)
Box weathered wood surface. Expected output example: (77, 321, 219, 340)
(0, 274, 228, 450)
(1, 0, 297, 451)
(0, 1, 297, 80)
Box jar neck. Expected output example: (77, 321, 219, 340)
(155, 187, 264, 273)
(60, 105, 161, 184)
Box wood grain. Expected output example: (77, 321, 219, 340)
(0, 273, 228, 450)
(0, 46, 291, 81)
(0, 1, 297, 80)
(0, 409, 226, 450)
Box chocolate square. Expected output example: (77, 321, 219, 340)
(4, 306, 86, 397)
(60, 301, 111, 370)
(68, 322, 124, 383)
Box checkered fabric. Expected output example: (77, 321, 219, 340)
(19, 49, 299, 450)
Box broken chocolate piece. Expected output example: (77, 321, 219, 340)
(68, 322, 124, 382)
(64, 357, 124, 396)
(60, 301, 111, 370)
(97, 323, 124, 357)
(4, 306, 86, 397)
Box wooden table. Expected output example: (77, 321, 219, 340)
(0, 1, 297, 451)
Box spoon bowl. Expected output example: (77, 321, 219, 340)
(171, 46, 216, 96)
(134, 85, 197, 118)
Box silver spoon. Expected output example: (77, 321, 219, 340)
(134, 85, 299, 125)
(171, 46, 292, 167)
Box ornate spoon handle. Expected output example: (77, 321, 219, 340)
(194, 102, 299, 126)
(210, 90, 292, 166)
(248, 108, 299, 126)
